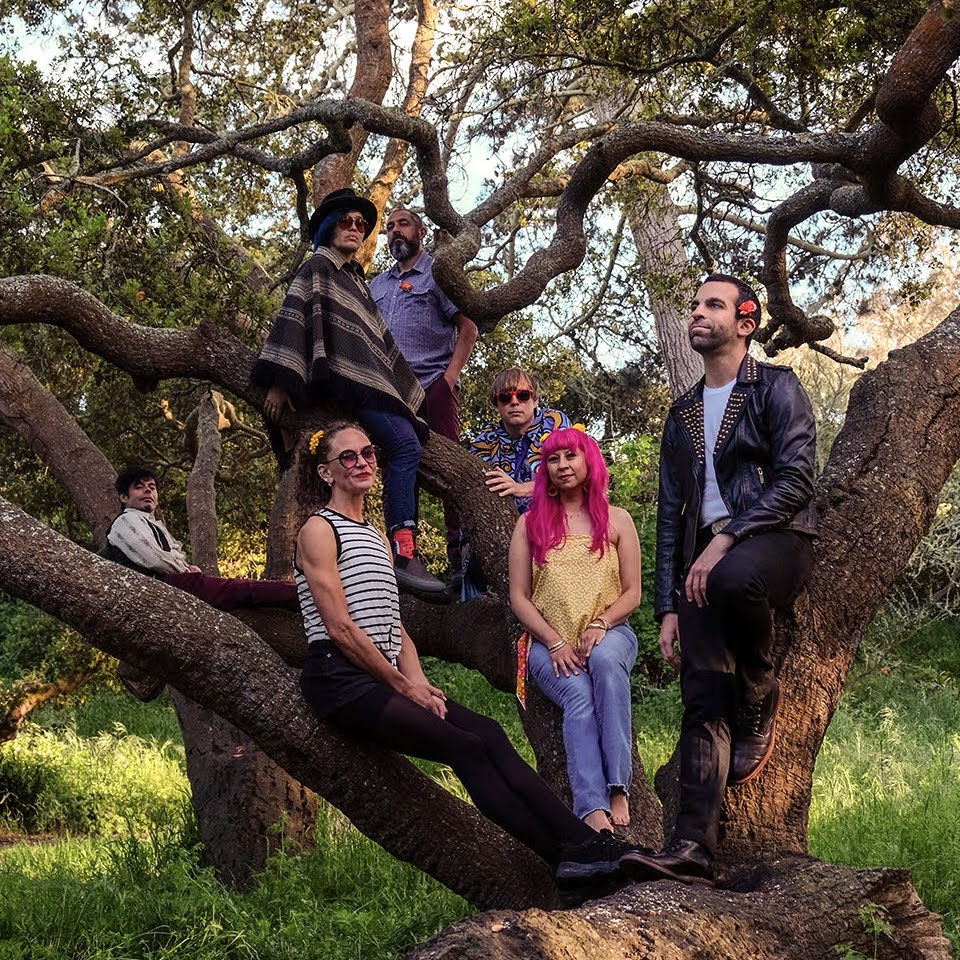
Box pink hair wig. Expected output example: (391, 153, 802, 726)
(526, 428, 610, 567)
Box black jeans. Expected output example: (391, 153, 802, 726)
(674, 529, 813, 854)
(331, 687, 594, 864)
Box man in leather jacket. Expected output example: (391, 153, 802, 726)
(621, 274, 817, 886)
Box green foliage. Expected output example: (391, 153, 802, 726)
(0, 711, 186, 835)
(810, 617, 960, 948)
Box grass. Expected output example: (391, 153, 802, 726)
(0, 692, 186, 836)
(808, 620, 960, 947)
(0, 807, 468, 960)
(1, 618, 959, 956)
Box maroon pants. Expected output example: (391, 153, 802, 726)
(422, 376, 461, 554)
(164, 571, 298, 611)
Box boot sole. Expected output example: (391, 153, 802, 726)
(555, 861, 621, 884)
(619, 853, 715, 887)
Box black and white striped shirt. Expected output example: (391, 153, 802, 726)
(295, 508, 402, 666)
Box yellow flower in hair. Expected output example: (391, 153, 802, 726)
(308, 429, 325, 455)
(572, 423, 586, 432)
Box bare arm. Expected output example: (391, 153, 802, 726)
(297, 517, 440, 712)
(443, 314, 478, 387)
(396, 625, 447, 718)
(580, 508, 642, 656)
(508, 517, 584, 677)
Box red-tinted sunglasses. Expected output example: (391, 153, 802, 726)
(495, 389, 534, 405)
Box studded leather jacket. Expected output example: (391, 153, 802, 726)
(654, 354, 817, 620)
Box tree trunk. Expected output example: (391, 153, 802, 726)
(175, 391, 319, 886)
(624, 187, 702, 396)
(407, 856, 950, 960)
(171, 691, 317, 885)
(718, 309, 960, 856)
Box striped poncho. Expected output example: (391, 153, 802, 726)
(251, 246, 428, 440)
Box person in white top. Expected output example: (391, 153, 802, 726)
(621, 274, 817, 887)
(105, 465, 298, 611)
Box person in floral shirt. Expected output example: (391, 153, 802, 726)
(461, 367, 571, 598)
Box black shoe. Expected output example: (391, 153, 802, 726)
(619, 837, 715, 886)
(393, 555, 448, 595)
(556, 829, 637, 883)
(729, 684, 780, 786)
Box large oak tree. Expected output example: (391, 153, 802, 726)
(2, 0, 960, 955)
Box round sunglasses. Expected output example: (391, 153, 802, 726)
(337, 215, 370, 233)
(321, 445, 378, 469)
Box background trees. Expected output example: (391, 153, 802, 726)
(2, 0, 960, 955)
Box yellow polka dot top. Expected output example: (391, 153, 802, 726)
(531, 536, 621, 651)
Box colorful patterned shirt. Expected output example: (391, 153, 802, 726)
(469, 407, 571, 513)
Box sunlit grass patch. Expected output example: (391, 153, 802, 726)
(0, 805, 470, 960)
(0, 719, 186, 835)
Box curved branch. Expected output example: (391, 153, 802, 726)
(0, 341, 117, 539)
(0, 496, 556, 911)
(0, 276, 259, 406)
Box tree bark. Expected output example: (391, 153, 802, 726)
(407, 856, 950, 960)
(0, 341, 117, 541)
(171, 691, 318, 885)
(0, 500, 558, 909)
(718, 307, 960, 855)
(177, 390, 319, 886)
(624, 185, 703, 395)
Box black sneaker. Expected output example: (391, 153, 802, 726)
(556, 829, 637, 883)
(619, 837, 715, 886)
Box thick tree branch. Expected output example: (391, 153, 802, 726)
(0, 497, 559, 911)
(0, 341, 117, 540)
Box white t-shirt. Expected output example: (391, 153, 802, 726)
(700, 379, 737, 526)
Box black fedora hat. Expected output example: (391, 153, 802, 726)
(308, 188, 378, 240)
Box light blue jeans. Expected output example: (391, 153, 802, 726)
(528, 623, 638, 820)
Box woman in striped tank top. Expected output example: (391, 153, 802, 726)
(296, 421, 641, 884)
(509, 428, 641, 837)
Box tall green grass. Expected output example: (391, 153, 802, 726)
(809, 628, 960, 946)
(1, 619, 959, 956)
(0, 805, 468, 960)
(0, 705, 186, 835)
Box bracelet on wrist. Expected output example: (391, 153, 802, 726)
(587, 617, 611, 632)
(546, 640, 566, 653)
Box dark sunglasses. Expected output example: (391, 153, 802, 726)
(322, 445, 378, 469)
(337, 215, 370, 233)
(495, 389, 533, 405)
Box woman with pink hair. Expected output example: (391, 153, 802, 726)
(509, 428, 641, 834)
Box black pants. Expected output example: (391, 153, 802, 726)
(331, 687, 594, 864)
(675, 529, 813, 853)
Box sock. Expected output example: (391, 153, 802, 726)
(390, 526, 415, 560)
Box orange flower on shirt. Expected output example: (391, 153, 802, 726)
(399, 281, 414, 292)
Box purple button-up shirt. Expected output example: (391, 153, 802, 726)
(370, 250, 461, 389)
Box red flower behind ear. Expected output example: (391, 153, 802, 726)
(738, 299, 758, 316)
